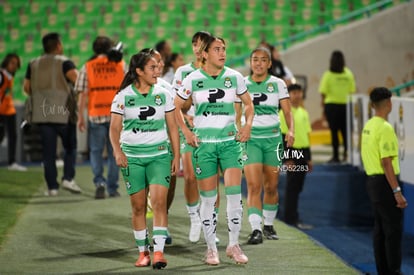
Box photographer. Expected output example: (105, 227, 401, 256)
(75, 36, 126, 199)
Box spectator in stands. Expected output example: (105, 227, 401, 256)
(259, 41, 295, 86)
(361, 87, 407, 275)
(162, 52, 185, 84)
(109, 51, 180, 269)
(319, 50, 355, 164)
(155, 40, 172, 77)
(23, 32, 81, 196)
(75, 36, 126, 199)
(0, 53, 27, 171)
(175, 35, 254, 265)
(237, 46, 294, 245)
(280, 84, 313, 229)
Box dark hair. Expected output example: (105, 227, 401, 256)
(192, 31, 211, 44)
(92, 36, 113, 55)
(165, 52, 181, 67)
(288, 83, 303, 92)
(119, 52, 154, 91)
(370, 87, 392, 104)
(1, 53, 21, 72)
(250, 47, 271, 60)
(155, 40, 167, 53)
(42, 32, 61, 53)
(329, 50, 345, 73)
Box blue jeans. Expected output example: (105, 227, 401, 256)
(38, 123, 77, 190)
(88, 121, 119, 194)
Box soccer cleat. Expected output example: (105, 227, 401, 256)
(62, 179, 82, 193)
(204, 249, 220, 265)
(189, 214, 202, 243)
(226, 244, 248, 264)
(134, 251, 151, 267)
(152, 251, 167, 269)
(263, 225, 279, 240)
(247, 229, 263, 245)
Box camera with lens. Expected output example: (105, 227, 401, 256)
(107, 42, 123, 63)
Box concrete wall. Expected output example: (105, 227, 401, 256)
(280, 1, 414, 123)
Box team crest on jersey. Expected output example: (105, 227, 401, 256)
(267, 83, 275, 93)
(224, 77, 232, 88)
(154, 95, 163, 106)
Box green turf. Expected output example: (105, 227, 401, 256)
(0, 165, 360, 274)
(0, 167, 44, 245)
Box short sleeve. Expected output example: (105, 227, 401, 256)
(379, 125, 398, 159)
(164, 88, 175, 112)
(236, 72, 248, 96)
(111, 92, 125, 115)
(176, 74, 192, 100)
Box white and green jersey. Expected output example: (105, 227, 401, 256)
(172, 62, 198, 93)
(111, 84, 175, 157)
(244, 75, 289, 138)
(177, 66, 247, 142)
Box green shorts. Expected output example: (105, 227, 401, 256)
(244, 136, 283, 167)
(121, 153, 171, 195)
(192, 139, 243, 180)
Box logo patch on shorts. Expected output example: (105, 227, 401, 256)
(125, 181, 131, 189)
(195, 165, 202, 175)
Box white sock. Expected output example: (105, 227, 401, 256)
(200, 191, 217, 251)
(225, 186, 243, 246)
(186, 202, 200, 222)
(133, 229, 148, 252)
(248, 207, 263, 231)
(153, 226, 168, 252)
(263, 204, 278, 226)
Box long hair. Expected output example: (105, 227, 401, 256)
(199, 36, 225, 65)
(192, 31, 211, 44)
(118, 51, 154, 91)
(1, 53, 21, 76)
(329, 50, 345, 73)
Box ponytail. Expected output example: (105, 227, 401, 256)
(119, 70, 137, 92)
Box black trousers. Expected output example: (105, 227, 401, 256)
(0, 114, 17, 165)
(366, 175, 403, 275)
(284, 158, 308, 226)
(324, 103, 347, 160)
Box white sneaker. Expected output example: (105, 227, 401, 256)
(62, 179, 82, 193)
(44, 189, 58, 196)
(7, 163, 27, 172)
(189, 214, 202, 243)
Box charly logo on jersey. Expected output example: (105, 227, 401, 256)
(252, 93, 268, 105)
(196, 81, 204, 88)
(267, 83, 275, 93)
(138, 106, 156, 120)
(154, 95, 163, 106)
(127, 98, 135, 106)
(224, 77, 232, 88)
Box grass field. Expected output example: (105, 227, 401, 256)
(0, 165, 360, 274)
